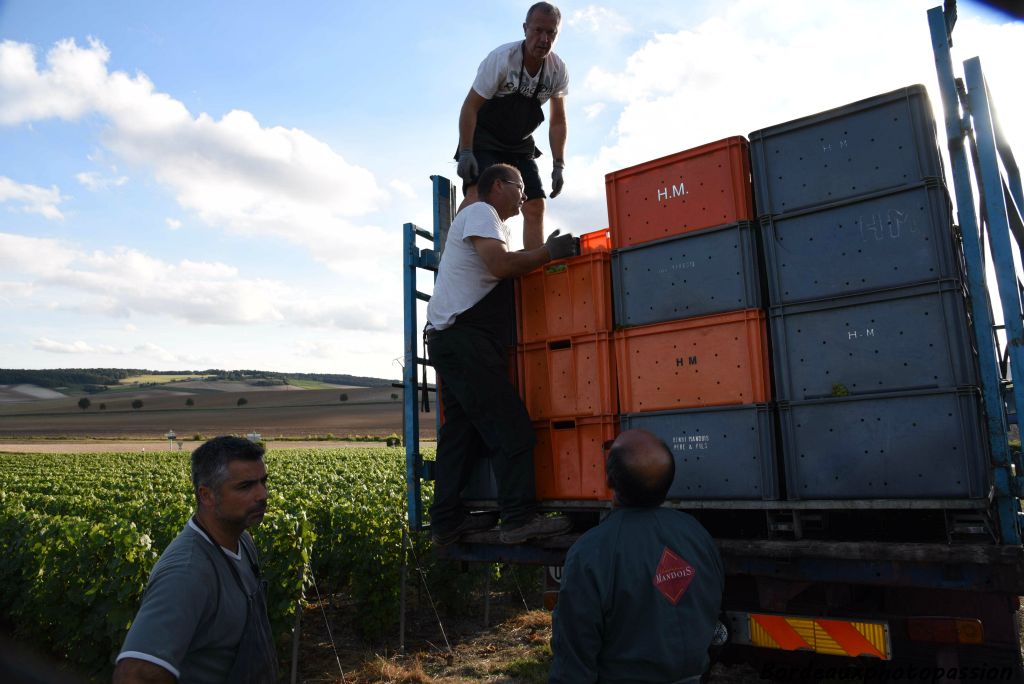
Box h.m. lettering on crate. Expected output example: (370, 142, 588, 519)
(656, 182, 686, 203)
(675, 356, 698, 367)
(858, 208, 917, 242)
(820, 138, 849, 153)
(846, 328, 876, 340)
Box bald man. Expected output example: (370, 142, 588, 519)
(550, 429, 724, 683)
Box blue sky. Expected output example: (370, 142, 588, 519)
(0, 0, 1021, 379)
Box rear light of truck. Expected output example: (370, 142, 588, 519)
(906, 617, 984, 645)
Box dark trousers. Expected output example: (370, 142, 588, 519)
(427, 325, 536, 534)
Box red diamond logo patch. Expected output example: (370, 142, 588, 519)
(653, 547, 695, 605)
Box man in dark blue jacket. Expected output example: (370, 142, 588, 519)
(550, 429, 724, 683)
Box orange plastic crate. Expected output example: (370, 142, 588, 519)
(614, 308, 771, 412)
(518, 332, 617, 420)
(579, 228, 611, 254)
(516, 252, 613, 343)
(534, 415, 616, 500)
(605, 136, 755, 248)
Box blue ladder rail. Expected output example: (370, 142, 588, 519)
(928, 2, 1024, 544)
(403, 175, 457, 530)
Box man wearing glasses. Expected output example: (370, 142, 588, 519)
(426, 164, 577, 545)
(550, 429, 725, 683)
(454, 2, 568, 250)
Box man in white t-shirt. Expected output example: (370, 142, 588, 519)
(426, 163, 577, 545)
(455, 2, 568, 252)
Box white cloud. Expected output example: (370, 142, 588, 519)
(569, 6, 633, 34)
(583, 103, 606, 120)
(132, 342, 208, 365)
(1, 232, 392, 331)
(558, 0, 1024, 226)
(0, 37, 393, 275)
(76, 170, 128, 191)
(33, 337, 99, 354)
(389, 179, 417, 200)
(0, 175, 65, 220)
(0, 280, 34, 301)
(297, 340, 338, 360)
(165, 217, 182, 230)
(0, 39, 103, 124)
(30, 336, 208, 365)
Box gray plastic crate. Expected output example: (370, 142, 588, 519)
(762, 179, 962, 304)
(749, 85, 943, 216)
(621, 404, 778, 500)
(770, 279, 977, 401)
(612, 221, 763, 328)
(779, 388, 988, 499)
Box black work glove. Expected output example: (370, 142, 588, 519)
(551, 159, 565, 198)
(545, 229, 578, 260)
(456, 150, 478, 180)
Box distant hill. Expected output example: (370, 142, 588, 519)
(0, 368, 395, 392)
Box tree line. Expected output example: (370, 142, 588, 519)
(0, 368, 394, 390)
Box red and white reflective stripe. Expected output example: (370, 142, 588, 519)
(731, 612, 891, 660)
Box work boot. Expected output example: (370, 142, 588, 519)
(498, 514, 572, 544)
(431, 512, 499, 546)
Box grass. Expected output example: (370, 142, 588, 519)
(119, 374, 209, 384)
(285, 378, 347, 389)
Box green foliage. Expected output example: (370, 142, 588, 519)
(99, 403, 107, 410)
(0, 367, 397, 391)
(77, 397, 91, 410)
(185, 398, 194, 407)
(0, 368, 140, 388)
(339, 393, 349, 402)
(131, 399, 143, 410)
(0, 446, 463, 678)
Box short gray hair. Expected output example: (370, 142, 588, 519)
(478, 163, 519, 203)
(526, 2, 561, 24)
(191, 435, 265, 503)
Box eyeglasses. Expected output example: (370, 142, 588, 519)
(501, 179, 525, 192)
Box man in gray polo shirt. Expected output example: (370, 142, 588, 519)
(113, 436, 278, 683)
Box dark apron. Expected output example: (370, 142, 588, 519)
(193, 518, 279, 684)
(471, 42, 547, 158)
(449, 277, 515, 348)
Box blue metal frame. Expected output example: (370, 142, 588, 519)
(403, 176, 456, 531)
(928, 3, 1023, 544)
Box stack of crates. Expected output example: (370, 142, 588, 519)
(516, 230, 618, 500)
(605, 137, 779, 500)
(749, 85, 989, 500)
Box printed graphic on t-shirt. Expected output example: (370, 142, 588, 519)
(497, 72, 551, 99)
(653, 546, 696, 605)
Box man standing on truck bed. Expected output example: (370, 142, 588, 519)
(455, 1, 568, 250)
(426, 163, 576, 545)
(550, 429, 725, 683)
